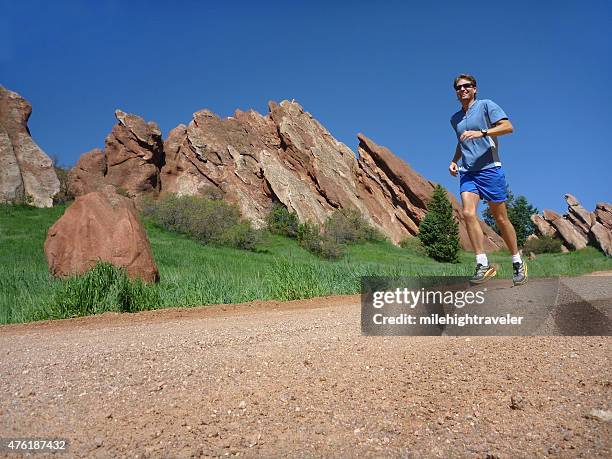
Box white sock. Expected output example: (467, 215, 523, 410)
(476, 253, 488, 266)
(512, 253, 522, 264)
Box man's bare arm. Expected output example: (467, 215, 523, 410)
(449, 144, 461, 176)
(487, 119, 514, 137)
(460, 119, 514, 141)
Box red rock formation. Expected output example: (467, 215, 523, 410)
(266, 101, 369, 223)
(44, 186, 159, 282)
(594, 203, 612, 231)
(161, 109, 277, 228)
(68, 110, 163, 198)
(565, 193, 593, 227)
(591, 222, 612, 257)
(566, 212, 590, 235)
(543, 209, 561, 222)
(533, 195, 612, 256)
(67, 148, 106, 197)
(356, 134, 429, 238)
(530, 214, 558, 237)
(105, 110, 164, 195)
(550, 218, 588, 250)
(0, 85, 59, 207)
(72, 100, 505, 251)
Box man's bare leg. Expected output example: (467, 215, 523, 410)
(488, 201, 528, 285)
(461, 191, 496, 283)
(488, 201, 519, 255)
(460, 191, 484, 253)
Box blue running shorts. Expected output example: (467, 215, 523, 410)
(459, 166, 508, 203)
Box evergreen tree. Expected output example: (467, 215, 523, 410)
(418, 185, 460, 263)
(508, 196, 538, 247)
(266, 203, 299, 237)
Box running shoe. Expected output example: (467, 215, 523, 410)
(470, 263, 497, 285)
(512, 261, 528, 286)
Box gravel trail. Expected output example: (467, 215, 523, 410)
(1, 291, 610, 458)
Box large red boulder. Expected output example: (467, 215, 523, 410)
(44, 186, 159, 282)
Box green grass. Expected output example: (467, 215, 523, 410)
(1, 203, 611, 324)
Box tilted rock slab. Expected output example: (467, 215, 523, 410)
(105, 110, 164, 195)
(566, 211, 590, 235)
(541, 204, 588, 250)
(44, 186, 159, 282)
(565, 193, 592, 234)
(531, 214, 558, 238)
(355, 134, 503, 250)
(543, 209, 561, 222)
(591, 222, 612, 257)
(550, 217, 588, 250)
(68, 110, 163, 198)
(594, 203, 612, 231)
(266, 101, 371, 224)
(565, 193, 593, 227)
(0, 85, 59, 207)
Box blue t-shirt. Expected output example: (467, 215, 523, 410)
(450, 99, 508, 172)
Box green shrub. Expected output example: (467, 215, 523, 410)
(318, 235, 344, 260)
(219, 221, 263, 251)
(295, 209, 381, 260)
(297, 221, 344, 260)
(297, 221, 323, 253)
(324, 208, 384, 244)
(142, 194, 260, 250)
(418, 185, 460, 263)
(523, 235, 563, 254)
(266, 203, 299, 237)
(48, 262, 160, 318)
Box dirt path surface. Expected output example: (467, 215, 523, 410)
(1, 288, 611, 458)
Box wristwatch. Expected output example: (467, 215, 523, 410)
(480, 129, 488, 137)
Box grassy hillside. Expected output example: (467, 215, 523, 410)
(1, 203, 610, 324)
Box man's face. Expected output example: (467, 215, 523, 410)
(455, 78, 476, 103)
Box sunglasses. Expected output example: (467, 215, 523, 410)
(455, 83, 475, 91)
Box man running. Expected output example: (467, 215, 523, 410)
(449, 74, 527, 286)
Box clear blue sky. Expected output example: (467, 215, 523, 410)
(2, 0, 610, 214)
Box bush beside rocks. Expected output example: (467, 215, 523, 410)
(142, 194, 261, 250)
